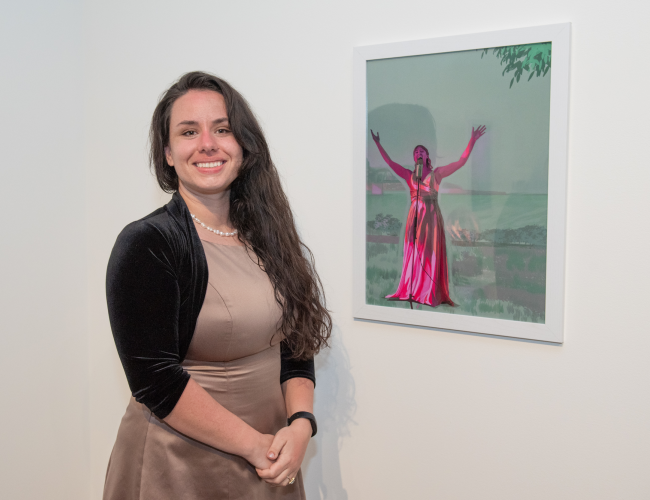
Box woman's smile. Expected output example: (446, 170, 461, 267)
(195, 161, 225, 168)
(194, 160, 227, 174)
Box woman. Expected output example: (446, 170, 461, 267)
(370, 126, 486, 308)
(104, 72, 331, 499)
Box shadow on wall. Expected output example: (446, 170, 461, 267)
(302, 328, 356, 499)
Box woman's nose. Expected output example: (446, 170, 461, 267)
(199, 131, 219, 154)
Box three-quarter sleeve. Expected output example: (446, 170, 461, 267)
(280, 342, 315, 387)
(106, 222, 190, 419)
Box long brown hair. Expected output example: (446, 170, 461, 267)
(150, 71, 331, 359)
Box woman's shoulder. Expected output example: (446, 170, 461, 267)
(107, 193, 203, 285)
(111, 201, 188, 264)
(116, 206, 172, 245)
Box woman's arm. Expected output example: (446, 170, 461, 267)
(167, 350, 317, 471)
(256, 377, 314, 486)
(165, 379, 274, 468)
(370, 130, 412, 181)
(107, 222, 274, 469)
(434, 126, 486, 181)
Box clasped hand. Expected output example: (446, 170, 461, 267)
(252, 419, 312, 487)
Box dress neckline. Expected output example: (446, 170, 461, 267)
(200, 238, 247, 248)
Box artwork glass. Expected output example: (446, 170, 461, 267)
(365, 43, 552, 324)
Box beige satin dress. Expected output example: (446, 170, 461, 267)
(103, 237, 306, 500)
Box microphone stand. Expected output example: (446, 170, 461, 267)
(409, 161, 423, 310)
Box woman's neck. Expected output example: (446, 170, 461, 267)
(178, 184, 232, 230)
(179, 184, 245, 247)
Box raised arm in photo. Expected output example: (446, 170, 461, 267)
(434, 125, 486, 182)
(370, 129, 412, 181)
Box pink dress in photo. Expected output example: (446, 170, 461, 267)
(386, 170, 455, 307)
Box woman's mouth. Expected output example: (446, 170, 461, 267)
(195, 161, 225, 168)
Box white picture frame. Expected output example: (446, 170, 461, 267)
(353, 23, 571, 343)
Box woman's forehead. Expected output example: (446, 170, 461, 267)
(171, 89, 227, 123)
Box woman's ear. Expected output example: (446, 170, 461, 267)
(164, 146, 174, 167)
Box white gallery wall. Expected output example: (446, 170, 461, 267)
(2, 0, 649, 499)
(0, 1, 89, 499)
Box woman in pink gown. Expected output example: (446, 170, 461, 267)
(370, 126, 486, 308)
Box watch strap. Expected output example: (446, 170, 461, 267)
(287, 411, 317, 437)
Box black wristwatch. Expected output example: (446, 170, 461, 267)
(287, 411, 317, 437)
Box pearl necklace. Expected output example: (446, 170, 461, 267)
(191, 214, 238, 237)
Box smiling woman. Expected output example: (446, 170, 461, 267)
(165, 90, 243, 201)
(104, 72, 331, 499)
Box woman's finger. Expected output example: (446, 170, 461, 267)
(255, 452, 292, 480)
(257, 465, 291, 486)
(288, 472, 299, 485)
(283, 471, 298, 487)
(256, 460, 286, 479)
(266, 467, 293, 487)
(266, 433, 287, 461)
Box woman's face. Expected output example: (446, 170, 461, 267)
(413, 146, 429, 166)
(165, 89, 243, 196)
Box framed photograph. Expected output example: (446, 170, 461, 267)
(353, 23, 570, 343)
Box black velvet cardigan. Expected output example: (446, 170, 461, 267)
(106, 192, 315, 419)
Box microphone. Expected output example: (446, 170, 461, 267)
(416, 158, 423, 180)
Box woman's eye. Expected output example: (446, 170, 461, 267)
(182, 130, 197, 136)
(216, 128, 230, 134)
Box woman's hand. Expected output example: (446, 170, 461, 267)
(371, 129, 381, 144)
(470, 125, 486, 144)
(255, 419, 312, 487)
(244, 433, 276, 470)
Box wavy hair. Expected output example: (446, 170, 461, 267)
(150, 71, 331, 359)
